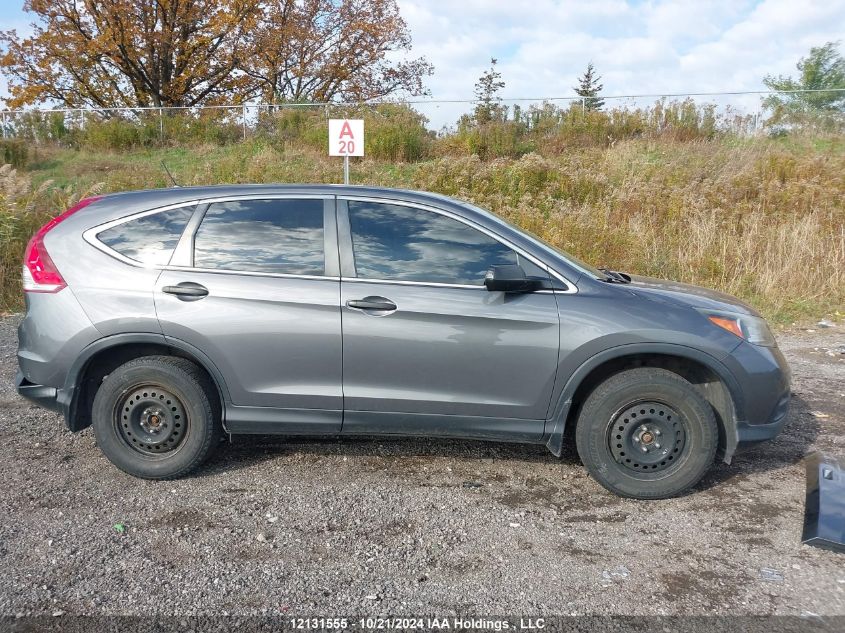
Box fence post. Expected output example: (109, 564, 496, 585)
(2, 111, 6, 139)
(242, 105, 247, 140)
(582, 97, 585, 118)
(80, 109, 85, 131)
(159, 107, 164, 141)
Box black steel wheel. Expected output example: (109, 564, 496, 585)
(93, 356, 221, 479)
(575, 367, 718, 499)
(115, 385, 189, 456)
(608, 401, 686, 473)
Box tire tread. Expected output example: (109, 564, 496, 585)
(92, 355, 221, 480)
(575, 367, 718, 499)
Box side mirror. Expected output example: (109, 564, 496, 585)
(484, 265, 540, 293)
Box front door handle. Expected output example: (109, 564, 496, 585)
(162, 282, 209, 301)
(346, 296, 397, 311)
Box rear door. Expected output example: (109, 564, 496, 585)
(155, 195, 343, 433)
(338, 198, 561, 440)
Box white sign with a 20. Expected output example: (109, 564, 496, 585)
(329, 119, 364, 156)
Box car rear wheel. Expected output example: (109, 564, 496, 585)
(92, 356, 221, 479)
(575, 367, 718, 499)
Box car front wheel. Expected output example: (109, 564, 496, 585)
(575, 367, 718, 499)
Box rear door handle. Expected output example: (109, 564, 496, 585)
(162, 282, 208, 301)
(346, 296, 397, 311)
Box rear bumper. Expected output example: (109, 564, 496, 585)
(15, 370, 66, 416)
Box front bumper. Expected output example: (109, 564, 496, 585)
(734, 390, 791, 449)
(15, 370, 64, 415)
(722, 340, 791, 461)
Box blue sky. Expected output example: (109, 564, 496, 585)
(1, 0, 843, 127)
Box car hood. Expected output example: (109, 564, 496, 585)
(624, 275, 761, 317)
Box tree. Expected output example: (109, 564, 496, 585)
(0, 0, 259, 108)
(243, 0, 432, 104)
(574, 62, 604, 111)
(473, 58, 506, 124)
(0, 0, 432, 109)
(763, 42, 845, 123)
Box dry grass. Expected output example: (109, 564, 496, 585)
(3, 134, 843, 322)
(0, 165, 103, 312)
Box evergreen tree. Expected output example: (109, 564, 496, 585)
(574, 62, 605, 111)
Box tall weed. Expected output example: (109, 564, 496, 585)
(1, 132, 842, 322)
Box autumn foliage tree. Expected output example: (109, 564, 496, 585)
(0, 0, 259, 108)
(0, 0, 432, 109)
(243, 0, 432, 103)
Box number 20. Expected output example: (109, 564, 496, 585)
(339, 140, 355, 153)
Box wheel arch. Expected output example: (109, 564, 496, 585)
(63, 333, 230, 432)
(545, 343, 744, 464)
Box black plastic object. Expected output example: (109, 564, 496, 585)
(802, 452, 845, 553)
(484, 265, 540, 293)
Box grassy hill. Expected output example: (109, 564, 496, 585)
(1, 131, 843, 324)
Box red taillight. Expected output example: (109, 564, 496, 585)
(23, 196, 102, 293)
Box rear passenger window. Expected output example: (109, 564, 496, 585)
(97, 206, 194, 265)
(193, 199, 324, 276)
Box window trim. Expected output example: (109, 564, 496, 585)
(338, 196, 577, 294)
(83, 200, 200, 268)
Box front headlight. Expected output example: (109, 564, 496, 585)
(703, 311, 777, 347)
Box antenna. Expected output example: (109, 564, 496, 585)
(161, 161, 180, 187)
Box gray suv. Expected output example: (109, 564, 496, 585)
(16, 185, 790, 499)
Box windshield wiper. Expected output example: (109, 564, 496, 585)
(598, 268, 632, 283)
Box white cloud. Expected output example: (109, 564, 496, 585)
(397, 0, 845, 127)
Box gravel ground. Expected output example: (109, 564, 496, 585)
(0, 314, 844, 617)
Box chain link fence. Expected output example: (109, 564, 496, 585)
(0, 104, 319, 145)
(0, 90, 842, 148)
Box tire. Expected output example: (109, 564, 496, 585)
(92, 355, 221, 479)
(575, 367, 718, 499)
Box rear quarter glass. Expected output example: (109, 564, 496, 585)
(96, 206, 194, 265)
(45, 200, 190, 336)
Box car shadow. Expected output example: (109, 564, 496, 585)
(202, 432, 558, 476)
(199, 393, 819, 496)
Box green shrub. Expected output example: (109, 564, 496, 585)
(0, 140, 28, 168)
(252, 103, 431, 162)
(7, 111, 72, 145)
(162, 111, 242, 146)
(445, 118, 534, 160)
(260, 107, 325, 147)
(363, 104, 431, 162)
(78, 116, 158, 150)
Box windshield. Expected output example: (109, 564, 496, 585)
(459, 202, 607, 280)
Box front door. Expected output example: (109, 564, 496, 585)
(155, 196, 343, 433)
(338, 199, 560, 440)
